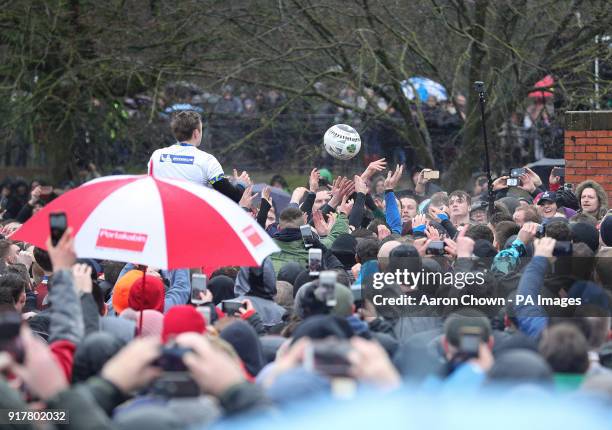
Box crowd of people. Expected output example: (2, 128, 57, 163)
(2, 79, 562, 177)
(0, 110, 611, 429)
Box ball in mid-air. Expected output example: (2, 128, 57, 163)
(323, 124, 361, 160)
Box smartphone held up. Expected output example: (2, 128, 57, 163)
(49, 212, 67, 246)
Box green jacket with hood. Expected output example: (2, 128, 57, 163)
(270, 213, 349, 273)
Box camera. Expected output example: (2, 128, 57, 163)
(426, 240, 446, 256)
(303, 339, 352, 378)
(154, 342, 192, 371)
(510, 168, 526, 178)
(150, 342, 200, 397)
(150, 372, 200, 398)
(221, 299, 245, 315)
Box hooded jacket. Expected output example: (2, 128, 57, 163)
(270, 213, 349, 273)
(235, 258, 286, 327)
(575, 180, 609, 220)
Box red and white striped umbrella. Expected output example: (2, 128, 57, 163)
(11, 175, 279, 270)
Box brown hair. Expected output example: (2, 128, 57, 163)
(449, 190, 471, 206)
(494, 221, 519, 249)
(539, 323, 589, 374)
(170, 111, 202, 142)
(515, 206, 541, 224)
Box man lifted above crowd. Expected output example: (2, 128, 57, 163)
(148, 110, 248, 202)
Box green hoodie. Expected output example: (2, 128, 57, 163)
(270, 213, 349, 273)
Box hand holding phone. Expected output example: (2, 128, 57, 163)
(300, 224, 315, 248)
(423, 170, 440, 180)
(191, 274, 207, 305)
(308, 248, 322, 276)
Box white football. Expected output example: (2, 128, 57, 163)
(323, 124, 361, 160)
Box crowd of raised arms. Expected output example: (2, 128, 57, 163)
(0, 110, 611, 429)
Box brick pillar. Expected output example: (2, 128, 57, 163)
(564, 111, 612, 202)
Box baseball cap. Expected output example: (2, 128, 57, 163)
(537, 191, 556, 205)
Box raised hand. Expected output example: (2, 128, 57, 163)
(312, 209, 333, 236)
(72, 263, 93, 294)
(29, 186, 42, 206)
(290, 186, 308, 204)
(238, 185, 255, 209)
(518, 173, 536, 193)
(518, 222, 539, 245)
(425, 225, 441, 240)
(533, 237, 556, 258)
(309, 168, 320, 192)
(262, 186, 272, 204)
(233, 169, 251, 186)
(549, 167, 561, 186)
(354, 175, 368, 194)
(411, 214, 428, 230)
(492, 176, 509, 191)
(383, 165, 404, 190)
(177, 333, 245, 396)
(361, 158, 387, 180)
(377, 224, 391, 240)
(45, 227, 76, 271)
(455, 228, 475, 258)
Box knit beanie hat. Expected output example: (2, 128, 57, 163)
(121, 308, 164, 337)
(162, 305, 206, 343)
(112, 270, 143, 314)
(128, 274, 165, 313)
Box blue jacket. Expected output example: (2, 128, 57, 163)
(515, 256, 549, 338)
(384, 190, 402, 234)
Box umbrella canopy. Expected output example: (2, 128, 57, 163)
(11, 175, 279, 270)
(528, 75, 554, 99)
(401, 77, 448, 101)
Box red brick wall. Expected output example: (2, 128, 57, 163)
(564, 111, 612, 201)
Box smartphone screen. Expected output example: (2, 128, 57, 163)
(49, 212, 67, 246)
(423, 170, 440, 180)
(308, 248, 322, 276)
(191, 274, 207, 305)
(319, 270, 337, 307)
(300, 225, 314, 248)
(196, 306, 211, 324)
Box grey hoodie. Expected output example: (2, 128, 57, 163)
(234, 257, 285, 327)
